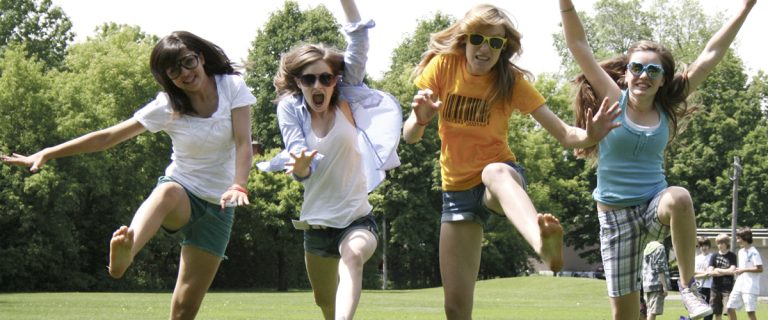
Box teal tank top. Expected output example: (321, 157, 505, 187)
(593, 90, 669, 207)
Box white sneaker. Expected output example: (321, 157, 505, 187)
(680, 283, 713, 319)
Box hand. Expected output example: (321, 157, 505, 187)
(1, 150, 48, 173)
(286, 148, 318, 177)
(219, 184, 250, 209)
(585, 97, 621, 143)
(662, 289, 668, 297)
(411, 89, 441, 125)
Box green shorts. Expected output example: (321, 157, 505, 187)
(158, 176, 234, 258)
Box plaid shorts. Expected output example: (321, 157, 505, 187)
(599, 192, 670, 297)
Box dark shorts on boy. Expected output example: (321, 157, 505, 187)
(710, 287, 731, 315)
(303, 214, 378, 258)
(441, 162, 527, 226)
(158, 176, 234, 258)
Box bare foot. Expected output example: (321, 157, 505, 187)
(537, 213, 564, 273)
(108, 226, 134, 279)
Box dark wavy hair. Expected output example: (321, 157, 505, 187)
(150, 31, 238, 115)
(573, 40, 694, 158)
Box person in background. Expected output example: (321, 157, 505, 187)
(642, 241, 671, 320)
(708, 233, 737, 320)
(694, 236, 714, 320)
(726, 227, 763, 320)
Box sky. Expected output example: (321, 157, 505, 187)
(51, 0, 765, 80)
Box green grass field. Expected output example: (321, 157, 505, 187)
(1, 276, 766, 319)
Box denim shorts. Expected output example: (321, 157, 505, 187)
(158, 176, 234, 258)
(303, 214, 378, 258)
(441, 162, 527, 225)
(599, 191, 669, 297)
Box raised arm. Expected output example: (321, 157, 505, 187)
(1, 119, 146, 172)
(559, 0, 622, 103)
(531, 98, 620, 149)
(684, 0, 756, 94)
(341, 0, 361, 23)
(340, 0, 371, 86)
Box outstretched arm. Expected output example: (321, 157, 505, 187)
(559, 0, 622, 103)
(219, 106, 253, 208)
(1, 119, 146, 172)
(532, 98, 620, 149)
(402, 89, 441, 144)
(684, 0, 756, 94)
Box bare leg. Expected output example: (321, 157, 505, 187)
(440, 221, 482, 320)
(610, 291, 641, 320)
(747, 311, 756, 320)
(169, 245, 222, 320)
(481, 163, 564, 272)
(306, 252, 340, 320)
(656, 187, 696, 288)
(728, 308, 738, 320)
(336, 229, 377, 320)
(108, 182, 191, 278)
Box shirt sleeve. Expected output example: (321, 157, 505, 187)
(509, 73, 546, 115)
(276, 98, 319, 180)
(341, 19, 375, 86)
(751, 249, 763, 266)
(413, 54, 444, 95)
(228, 75, 257, 109)
(133, 92, 172, 133)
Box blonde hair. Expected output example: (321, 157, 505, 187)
(715, 233, 730, 248)
(414, 4, 531, 106)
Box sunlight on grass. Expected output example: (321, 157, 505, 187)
(1, 277, 766, 319)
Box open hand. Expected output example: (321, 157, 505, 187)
(585, 97, 621, 143)
(1, 151, 47, 173)
(411, 89, 441, 125)
(287, 149, 318, 178)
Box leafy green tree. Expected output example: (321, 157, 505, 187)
(0, 0, 74, 69)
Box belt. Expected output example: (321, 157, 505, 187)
(291, 219, 328, 230)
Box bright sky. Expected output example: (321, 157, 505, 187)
(52, 0, 765, 80)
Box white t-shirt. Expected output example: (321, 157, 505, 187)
(695, 252, 713, 288)
(301, 108, 371, 228)
(133, 74, 256, 204)
(732, 246, 763, 294)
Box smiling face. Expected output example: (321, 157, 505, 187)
(625, 50, 665, 99)
(464, 24, 506, 76)
(297, 60, 337, 114)
(166, 48, 208, 93)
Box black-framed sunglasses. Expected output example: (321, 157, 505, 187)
(467, 33, 507, 50)
(166, 53, 200, 79)
(626, 62, 664, 80)
(298, 72, 336, 87)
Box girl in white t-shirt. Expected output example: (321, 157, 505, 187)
(2, 31, 255, 318)
(269, 0, 401, 318)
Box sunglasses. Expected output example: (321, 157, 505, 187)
(166, 53, 199, 79)
(626, 62, 664, 80)
(298, 73, 336, 87)
(467, 33, 507, 50)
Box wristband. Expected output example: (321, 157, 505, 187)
(228, 184, 248, 194)
(561, 7, 575, 13)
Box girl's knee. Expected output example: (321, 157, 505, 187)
(663, 186, 693, 210)
(481, 163, 522, 185)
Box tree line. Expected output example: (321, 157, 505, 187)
(0, 0, 765, 292)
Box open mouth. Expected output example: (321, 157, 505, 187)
(312, 93, 325, 106)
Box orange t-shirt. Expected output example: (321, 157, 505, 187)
(414, 54, 545, 191)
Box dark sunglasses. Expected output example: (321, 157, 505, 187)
(626, 62, 664, 80)
(298, 73, 336, 87)
(166, 53, 200, 79)
(467, 33, 507, 50)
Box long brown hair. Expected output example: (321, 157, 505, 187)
(273, 43, 344, 110)
(573, 40, 693, 158)
(150, 31, 237, 115)
(414, 4, 531, 106)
